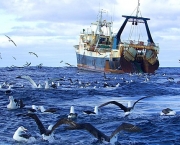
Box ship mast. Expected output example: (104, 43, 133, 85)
(136, 0, 140, 18)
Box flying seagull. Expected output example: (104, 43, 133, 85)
(66, 122, 140, 144)
(29, 52, 38, 58)
(23, 62, 31, 67)
(16, 75, 41, 88)
(98, 96, 151, 116)
(65, 62, 74, 67)
(27, 113, 76, 141)
(5, 35, 17, 46)
(12, 56, 16, 60)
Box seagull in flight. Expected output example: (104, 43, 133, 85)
(23, 62, 31, 67)
(98, 96, 151, 116)
(66, 122, 140, 144)
(12, 56, 16, 60)
(5, 35, 17, 46)
(27, 113, 76, 141)
(65, 62, 74, 67)
(29, 52, 38, 58)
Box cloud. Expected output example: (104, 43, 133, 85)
(0, 0, 180, 67)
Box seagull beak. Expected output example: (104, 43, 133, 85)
(23, 127, 28, 132)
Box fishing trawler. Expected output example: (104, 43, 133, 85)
(74, 2, 159, 73)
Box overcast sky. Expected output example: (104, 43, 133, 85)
(0, 0, 179, 68)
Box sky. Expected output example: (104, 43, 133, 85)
(0, 0, 179, 68)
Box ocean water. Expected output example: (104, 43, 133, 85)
(0, 66, 180, 145)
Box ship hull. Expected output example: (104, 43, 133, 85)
(76, 52, 159, 73)
(76, 53, 124, 73)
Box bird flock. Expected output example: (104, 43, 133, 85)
(0, 67, 179, 144)
(2, 35, 74, 68)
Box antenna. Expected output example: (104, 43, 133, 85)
(136, 0, 140, 17)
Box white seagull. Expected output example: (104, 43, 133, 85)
(13, 126, 35, 142)
(68, 106, 78, 119)
(7, 96, 19, 109)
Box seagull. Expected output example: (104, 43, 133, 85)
(12, 56, 16, 60)
(167, 77, 174, 82)
(98, 96, 151, 116)
(28, 105, 39, 113)
(16, 75, 41, 88)
(68, 106, 78, 119)
(27, 113, 76, 141)
(103, 72, 110, 80)
(66, 122, 141, 144)
(23, 62, 31, 67)
(29, 52, 38, 58)
(97, 51, 102, 55)
(83, 106, 99, 115)
(13, 126, 35, 142)
(38, 106, 57, 113)
(16, 75, 59, 89)
(37, 63, 43, 69)
(65, 62, 73, 67)
(7, 96, 25, 109)
(160, 108, 176, 116)
(5, 35, 17, 46)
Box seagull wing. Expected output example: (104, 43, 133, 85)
(110, 123, 141, 139)
(29, 52, 38, 57)
(44, 108, 57, 113)
(11, 40, 17, 46)
(50, 118, 77, 134)
(66, 123, 109, 141)
(98, 101, 128, 112)
(27, 113, 47, 135)
(16, 75, 38, 88)
(19, 133, 31, 139)
(132, 96, 151, 109)
(4, 34, 11, 39)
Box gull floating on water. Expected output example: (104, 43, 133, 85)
(83, 106, 99, 115)
(13, 126, 35, 142)
(38, 106, 57, 113)
(68, 106, 78, 119)
(160, 108, 176, 116)
(7, 96, 25, 109)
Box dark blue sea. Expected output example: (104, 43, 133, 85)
(0, 67, 180, 145)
